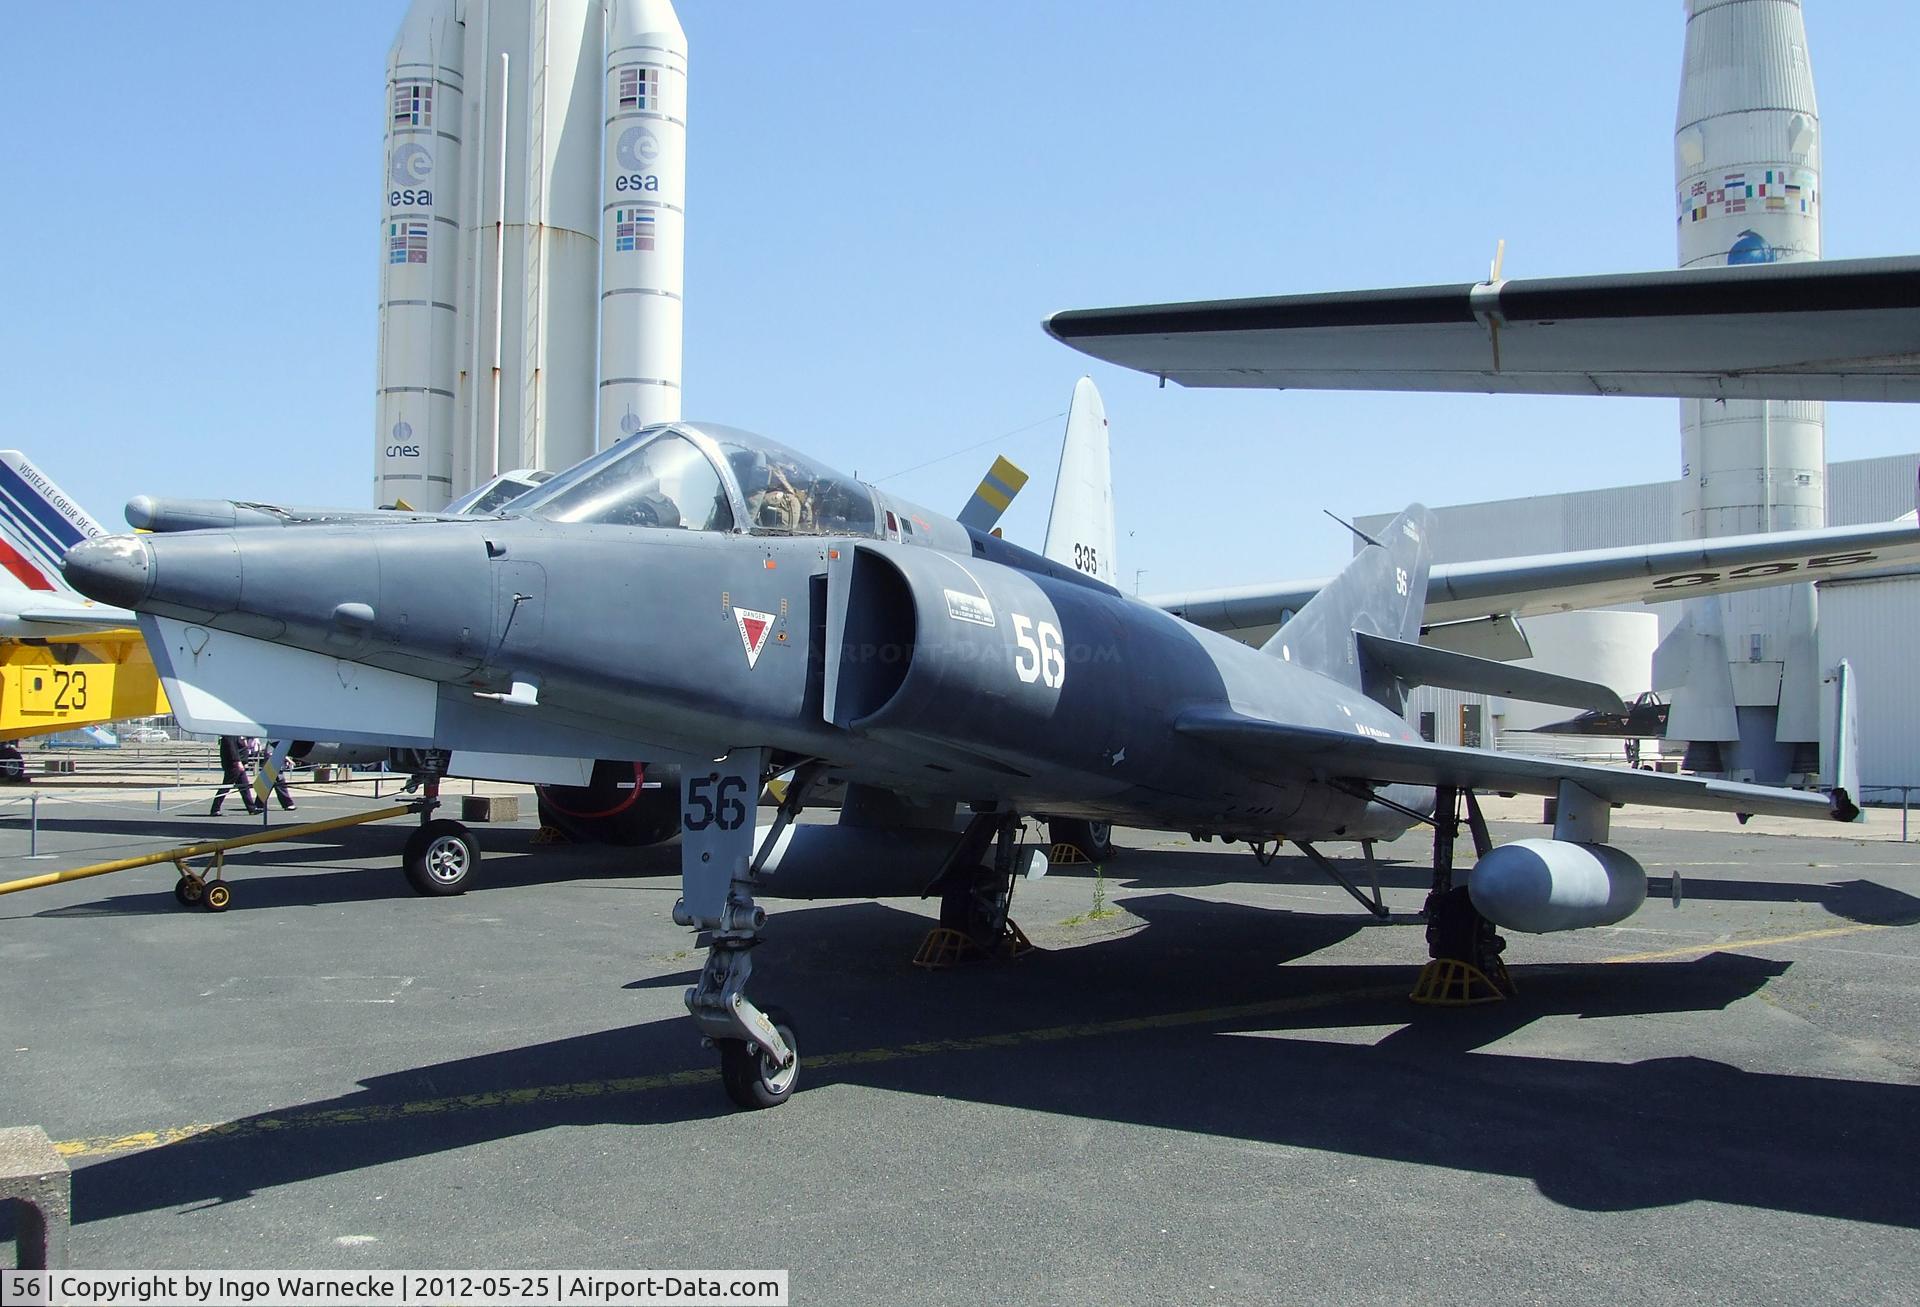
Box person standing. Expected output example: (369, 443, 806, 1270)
(210, 734, 261, 816)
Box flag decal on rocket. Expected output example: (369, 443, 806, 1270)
(735, 608, 776, 669)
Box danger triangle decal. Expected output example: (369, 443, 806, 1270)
(735, 607, 776, 669)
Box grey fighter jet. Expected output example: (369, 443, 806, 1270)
(65, 380, 1859, 1111)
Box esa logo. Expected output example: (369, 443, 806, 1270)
(387, 421, 421, 458)
(389, 143, 434, 207)
(614, 125, 662, 192)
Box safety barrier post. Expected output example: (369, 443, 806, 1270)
(27, 794, 41, 859)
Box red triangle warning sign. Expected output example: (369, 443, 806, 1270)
(735, 607, 776, 669)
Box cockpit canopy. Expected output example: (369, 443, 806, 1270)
(446, 467, 554, 516)
(512, 423, 879, 537)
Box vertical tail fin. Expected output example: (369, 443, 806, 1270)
(0, 451, 104, 595)
(955, 455, 1030, 533)
(1041, 376, 1118, 587)
(1265, 505, 1433, 698)
(1829, 657, 1862, 821)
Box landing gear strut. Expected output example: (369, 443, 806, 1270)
(675, 749, 805, 1110)
(397, 753, 481, 896)
(918, 810, 1036, 966)
(1412, 787, 1512, 1003)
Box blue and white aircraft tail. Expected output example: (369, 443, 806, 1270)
(0, 450, 105, 597)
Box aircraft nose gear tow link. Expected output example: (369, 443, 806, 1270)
(673, 748, 800, 1110)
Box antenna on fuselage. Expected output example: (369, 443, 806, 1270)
(1322, 509, 1382, 549)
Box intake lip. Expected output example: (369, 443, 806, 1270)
(62, 535, 154, 609)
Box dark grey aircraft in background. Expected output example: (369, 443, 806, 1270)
(64, 262, 1901, 1110)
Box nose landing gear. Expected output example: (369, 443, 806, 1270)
(675, 750, 806, 1110)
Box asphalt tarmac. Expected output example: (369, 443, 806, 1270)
(2, 769, 1918, 1305)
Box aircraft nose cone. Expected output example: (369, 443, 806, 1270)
(63, 535, 155, 608)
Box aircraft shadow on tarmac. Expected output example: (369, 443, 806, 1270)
(69, 895, 1920, 1231)
(1054, 839, 1920, 928)
(13, 824, 674, 919)
(18, 815, 1918, 930)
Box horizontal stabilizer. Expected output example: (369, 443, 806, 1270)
(1047, 256, 1920, 403)
(1356, 632, 1623, 713)
(1175, 706, 1847, 821)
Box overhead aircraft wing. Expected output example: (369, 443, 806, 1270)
(1175, 707, 1842, 821)
(1045, 256, 1920, 402)
(1154, 508, 1920, 647)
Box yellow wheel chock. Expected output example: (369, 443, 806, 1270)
(1047, 842, 1092, 865)
(1410, 956, 1514, 1006)
(913, 918, 1034, 969)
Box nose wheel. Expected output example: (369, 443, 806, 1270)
(718, 1004, 799, 1109)
(677, 749, 812, 1110)
(402, 818, 479, 896)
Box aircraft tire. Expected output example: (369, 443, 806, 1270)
(403, 820, 480, 896)
(718, 1005, 799, 1110)
(1049, 818, 1115, 863)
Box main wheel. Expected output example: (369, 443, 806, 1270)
(202, 882, 232, 912)
(1050, 818, 1115, 863)
(173, 876, 203, 907)
(403, 819, 480, 896)
(718, 1005, 799, 1110)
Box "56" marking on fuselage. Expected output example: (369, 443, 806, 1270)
(1010, 613, 1065, 690)
(1651, 550, 1877, 590)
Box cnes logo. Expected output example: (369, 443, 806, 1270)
(386, 421, 421, 458)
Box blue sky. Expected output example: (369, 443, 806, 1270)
(4, 2, 1917, 592)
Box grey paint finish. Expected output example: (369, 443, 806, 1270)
(1046, 256, 1920, 403)
(66, 494, 1843, 845)
(1157, 512, 1920, 644)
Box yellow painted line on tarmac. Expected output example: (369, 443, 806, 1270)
(55, 918, 1918, 1160)
(1601, 921, 1892, 964)
(54, 983, 1406, 1160)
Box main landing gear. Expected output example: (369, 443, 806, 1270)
(396, 757, 481, 896)
(1411, 787, 1512, 1004)
(675, 750, 812, 1110)
(917, 810, 1037, 968)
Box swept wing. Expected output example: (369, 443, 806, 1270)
(1176, 707, 1839, 821)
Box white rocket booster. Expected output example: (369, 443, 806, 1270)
(375, 0, 464, 509)
(456, 0, 605, 501)
(1667, 0, 1825, 777)
(1676, 0, 1823, 539)
(600, 0, 688, 443)
(376, 0, 686, 511)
